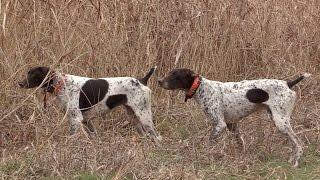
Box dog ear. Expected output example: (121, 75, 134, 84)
(191, 71, 197, 78)
(39, 66, 50, 76)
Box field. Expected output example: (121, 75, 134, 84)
(0, 0, 319, 179)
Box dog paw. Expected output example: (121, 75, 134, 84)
(209, 133, 220, 142)
(288, 156, 294, 164)
(208, 136, 219, 145)
(154, 139, 162, 147)
(288, 156, 299, 168)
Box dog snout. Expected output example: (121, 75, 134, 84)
(157, 78, 163, 85)
(18, 80, 27, 88)
(158, 78, 170, 89)
(18, 81, 24, 87)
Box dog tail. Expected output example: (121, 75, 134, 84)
(139, 66, 157, 86)
(287, 73, 311, 88)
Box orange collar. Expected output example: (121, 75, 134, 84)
(53, 74, 66, 95)
(43, 73, 65, 109)
(185, 75, 201, 102)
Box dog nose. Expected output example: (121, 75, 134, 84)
(18, 81, 25, 87)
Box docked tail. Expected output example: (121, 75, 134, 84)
(287, 73, 311, 88)
(139, 66, 157, 86)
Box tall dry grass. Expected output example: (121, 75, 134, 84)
(0, 0, 319, 179)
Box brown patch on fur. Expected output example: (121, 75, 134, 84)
(158, 68, 196, 90)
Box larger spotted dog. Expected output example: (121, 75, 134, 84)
(19, 66, 161, 145)
(158, 68, 310, 167)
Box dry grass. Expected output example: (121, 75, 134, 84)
(1, 0, 320, 179)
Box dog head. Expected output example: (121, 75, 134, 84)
(18, 66, 50, 88)
(158, 68, 196, 90)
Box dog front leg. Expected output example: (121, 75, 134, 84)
(206, 110, 226, 142)
(68, 109, 83, 135)
(209, 120, 227, 141)
(227, 123, 244, 150)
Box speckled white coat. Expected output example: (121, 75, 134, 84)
(52, 72, 161, 144)
(193, 76, 302, 167)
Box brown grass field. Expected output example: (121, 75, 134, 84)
(1, 0, 320, 179)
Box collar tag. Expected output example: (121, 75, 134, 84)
(185, 75, 201, 102)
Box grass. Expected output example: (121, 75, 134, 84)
(0, 142, 319, 179)
(74, 172, 102, 180)
(0, 160, 21, 175)
(1, 0, 319, 179)
(192, 144, 320, 179)
(72, 170, 135, 180)
(247, 145, 320, 180)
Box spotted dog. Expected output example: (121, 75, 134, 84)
(158, 68, 310, 167)
(19, 66, 162, 145)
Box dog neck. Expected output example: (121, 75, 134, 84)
(43, 71, 66, 95)
(42, 72, 66, 109)
(192, 77, 210, 103)
(185, 75, 202, 102)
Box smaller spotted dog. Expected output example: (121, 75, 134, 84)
(158, 68, 311, 167)
(19, 66, 162, 145)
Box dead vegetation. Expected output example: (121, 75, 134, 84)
(0, 0, 319, 179)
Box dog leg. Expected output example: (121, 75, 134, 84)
(227, 123, 244, 150)
(68, 109, 84, 135)
(268, 92, 302, 167)
(128, 105, 162, 146)
(82, 118, 97, 137)
(286, 126, 303, 167)
(273, 116, 302, 167)
(209, 121, 227, 142)
(124, 105, 146, 135)
(79, 111, 100, 139)
(269, 101, 302, 167)
(206, 110, 226, 142)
